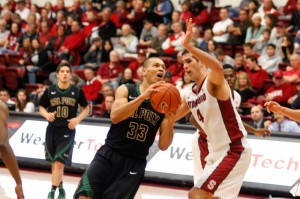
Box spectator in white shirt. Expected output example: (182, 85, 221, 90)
(212, 7, 233, 43)
(258, 43, 282, 75)
(15, 0, 30, 21)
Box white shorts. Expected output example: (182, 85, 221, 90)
(195, 143, 252, 198)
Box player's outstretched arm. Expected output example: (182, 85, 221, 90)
(243, 121, 271, 137)
(265, 101, 300, 122)
(181, 18, 224, 85)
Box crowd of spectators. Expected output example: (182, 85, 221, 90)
(1, 0, 300, 131)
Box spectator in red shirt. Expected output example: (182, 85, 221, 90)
(82, 67, 102, 104)
(259, 70, 296, 106)
(81, 1, 99, 23)
(190, 0, 209, 27)
(283, 54, 300, 83)
(245, 55, 269, 94)
(180, 1, 192, 22)
(125, 0, 146, 38)
(167, 51, 184, 83)
(38, 21, 52, 47)
(110, 0, 129, 29)
(128, 48, 147, 79)
(96, 50, 124, 90)
(59, 20, 86, 65)
(50, 11, 66, 35)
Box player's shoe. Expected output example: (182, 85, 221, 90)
(47, 189, 55, 199)
(57, 187, 66, 199)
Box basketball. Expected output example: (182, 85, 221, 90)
(150, 83, 181, 114)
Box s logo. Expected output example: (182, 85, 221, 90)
(207, 179, 216, 190)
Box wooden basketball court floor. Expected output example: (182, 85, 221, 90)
(0, 166, 267, 199)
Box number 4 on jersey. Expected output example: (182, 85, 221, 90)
(197, 109, 204, 123)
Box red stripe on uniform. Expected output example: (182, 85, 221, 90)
(201, 99, 245, 193)
(198, 131, 208, 169)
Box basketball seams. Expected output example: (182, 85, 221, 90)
(150, 83, 181, 114)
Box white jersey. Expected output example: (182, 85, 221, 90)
(186, 78, 252, 198)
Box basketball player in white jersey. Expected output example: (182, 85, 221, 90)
(175, 18, 252, 199)
(190, 64, 270, 186)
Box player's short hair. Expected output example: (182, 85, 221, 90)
(143, 57, 163, 68)
(182, 49, 199, 62)
(56, 61, 72, 73)
(223, 64, 235, 71)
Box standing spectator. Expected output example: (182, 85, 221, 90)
(0, 88, 16, 111)
(227, 9, 251, 45)
(96, 50, 124, 89)
(212, 7, 233, 43)
(39, 62, 89, 199)
(245, 55, 269, 94)
(245, 13, 265, 45)
(258, 43, 282, 76)
(267, 112, 300, 133)
(15, 88, 35, 113)
(82, 67, 102, 104)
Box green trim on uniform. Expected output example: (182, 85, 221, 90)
(82, 172, 93, 197)
(137, 83, 150, 103)
(55, 84, 72, 94)
(45, 146, 54, 162)
(54, 139, 73, 161)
